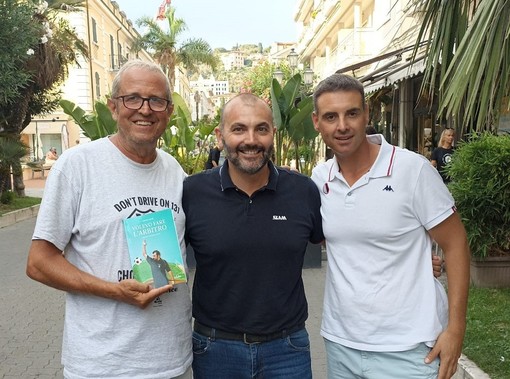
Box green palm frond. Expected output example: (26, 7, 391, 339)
(409, 0, 471, 100)
(409, 0, 510, 133)
(133, 6, 217, 89)
(178, 38, 219, 71)
(164, 7, 187, 38)
(440, 0, 510, 131)
(0, 136, 30, 165)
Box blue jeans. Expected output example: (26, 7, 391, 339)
(192, 327, 312, 379)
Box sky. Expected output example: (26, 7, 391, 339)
(115, 0, 298, 49)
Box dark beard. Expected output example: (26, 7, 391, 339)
(222, 139, 274, 175)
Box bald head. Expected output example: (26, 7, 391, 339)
(215, 92, 275, 176)
(220, 93, 273, 130)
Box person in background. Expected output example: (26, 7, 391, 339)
(311, 74, 470, 379)
(204, 143, 223, 169)
(45, 147, 58, 167)
(184, 93, 324, 379)
(431, 128, 456, 183)
(26, 60, 192, 379)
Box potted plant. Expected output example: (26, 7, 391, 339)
(447, 133, 510, 287)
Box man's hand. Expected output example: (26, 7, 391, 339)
(427, 213, 470, 379)
(433, 254, 444, 278)
(27, 240, 174, 309)
(425, 328, 464, 379)
(116, 279, 173, 309)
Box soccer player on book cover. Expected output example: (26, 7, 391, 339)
(142, 240, 175, 287)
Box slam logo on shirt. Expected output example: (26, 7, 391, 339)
(273, 215, 287, 220)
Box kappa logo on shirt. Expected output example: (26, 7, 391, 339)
(382, 185, 394, 192)
(273, 215, 287, 221)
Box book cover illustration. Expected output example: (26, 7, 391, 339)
(123, 208, 187, 288)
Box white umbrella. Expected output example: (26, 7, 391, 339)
(36, 124, 44, 161)
(61, 123, 69, 151)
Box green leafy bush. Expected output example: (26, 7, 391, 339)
(447, 133, 510, 258)
(0, 190, 15, 204)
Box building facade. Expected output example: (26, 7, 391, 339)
(21, 0, 158, 173)
(293, 0, 443, 157)
(191, 75, 230, 96)
(220, 50, 245, 71)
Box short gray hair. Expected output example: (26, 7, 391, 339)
(313, 74, 365, 112)
(111, 60, 171, 101)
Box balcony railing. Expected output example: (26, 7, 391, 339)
(334, 28, 375, 69)
(109, 54, 129, 71)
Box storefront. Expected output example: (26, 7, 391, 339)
(21, 117, 70, 162)
(360, 55, 448, 158)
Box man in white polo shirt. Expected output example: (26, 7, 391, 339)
(311, 74, 470, 379)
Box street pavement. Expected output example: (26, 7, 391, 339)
(0, 217, 327, 378)
(0, 218, 65, 378)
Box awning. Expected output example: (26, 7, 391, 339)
(334, 41, 426, 75)
(363, 56, 426, 94)
(23, 120, 65, 134)
(358, 55, 403, 83)
(333, 41, 428, 94)
(336, 46, 410, 74)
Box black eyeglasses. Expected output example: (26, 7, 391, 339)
(114, 95, 171, 112)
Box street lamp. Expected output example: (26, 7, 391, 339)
(303, 67, 314, 86)
(194, 91, 200, 122)
(287, 48, 299, 71)
(273, 69, 284, 84)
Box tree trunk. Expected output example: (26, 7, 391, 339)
(5, 88, 33, 197)
(12, 159, 26, 197)
(0, 166, 11, 195)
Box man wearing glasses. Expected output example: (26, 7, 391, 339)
(114, 93, 171, 113)
(26, 60, 192, 379)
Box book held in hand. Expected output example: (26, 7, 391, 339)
(123, 208, 187, 288)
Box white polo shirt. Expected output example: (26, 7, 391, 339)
(312, 134, 454, 352)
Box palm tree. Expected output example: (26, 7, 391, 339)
(409, 0, 510, 134)
(0, 137, 29, 196)
(133, 6, 218, 91)
(0, 0, 88, 196)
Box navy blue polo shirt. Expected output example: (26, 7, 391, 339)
(183, 161, 323, 334)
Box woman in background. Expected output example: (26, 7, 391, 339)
(45, 147, 58, 167)
(431, 129, 455, 183)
